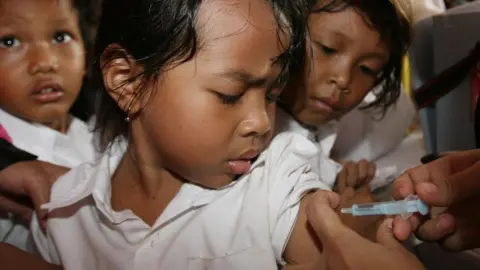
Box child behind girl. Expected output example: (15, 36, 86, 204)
(275, 0, 412, 239)
(0, 0, 97, 252)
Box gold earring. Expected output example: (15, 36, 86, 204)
(124, 99, 133, 123)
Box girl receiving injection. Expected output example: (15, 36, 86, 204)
(28, 0, 330, 269)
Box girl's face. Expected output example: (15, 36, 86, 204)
(123, 0, 288, 188)
(0, 0, 85, 130)
(282, 7, 390, 126)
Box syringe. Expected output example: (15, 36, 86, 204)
(341, 195, 429, 219)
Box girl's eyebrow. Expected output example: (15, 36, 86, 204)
(359, 51, 388, 61)
(216, 69, 268, 88)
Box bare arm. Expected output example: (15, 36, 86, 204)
(283, 193, 324, 269)
(0, 243, 62, 270)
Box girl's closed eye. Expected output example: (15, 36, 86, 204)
(215, 91, 244, 105)
(52, 31, 73, 44)
(359, 65, 380, 77)
(316, 42, 336, 55)
(0, 36, 21, 49)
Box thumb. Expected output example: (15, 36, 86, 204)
(376, 218, 406, 251)
(306, 190, 344, 242)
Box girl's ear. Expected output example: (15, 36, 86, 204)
(100, 44, 143, 115)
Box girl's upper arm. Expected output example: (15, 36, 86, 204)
(283, 193, 324, 267)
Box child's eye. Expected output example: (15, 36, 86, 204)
(0, 36, 20, 49)
(360, 65, 379, 77)
(216, 92, 243, 105)
(320, 44, 336, 55)
(52, 32, 73, 44)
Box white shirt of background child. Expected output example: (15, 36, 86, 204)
(0, 108, 98, 167)
(274, 90, 415, 190)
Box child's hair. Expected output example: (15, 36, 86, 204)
(68, 0, 103, 121)
(92, 0, 308, 151)
(307, 0, 411, 114)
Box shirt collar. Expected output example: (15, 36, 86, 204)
(42, 143, 266, 215)
(0, 108, 91, 165)
(41, 144, 125, 211)
(0, 109, 56, 155)
(275, 107, 339, 150)
(315, 121, 339, 157)
(275, 107, 315, 140)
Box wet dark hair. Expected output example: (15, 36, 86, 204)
(69, 0, 102, 121)
(307, 0, 411, 114)
(92, 0, 308, 150)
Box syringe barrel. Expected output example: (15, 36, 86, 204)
(351, 200, 419, 216)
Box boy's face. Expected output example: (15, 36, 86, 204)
(0, 0, 85, 128)
(130, 0, 289, 188)
(282, 7, 390, 126)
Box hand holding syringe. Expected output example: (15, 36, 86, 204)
(341, 195, 429, 219)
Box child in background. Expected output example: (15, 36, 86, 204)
(0, 0, 97, 252)
(275, 0, 412, 239)
(26, 0, 341, 269)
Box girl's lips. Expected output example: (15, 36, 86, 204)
(33, 89, 64, 103)
(310, 98, 334, 114)
(228, 159, 252, 175)
(31, 81, 65, 103)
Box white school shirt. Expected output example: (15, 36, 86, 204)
(275, 90, 415, 190)
(275, 108, 341, 190)
(0, 108, 97, 252)
(31, 132, 328, 270)
(0, 108, 97, 167)
(332, 89, 416, 163)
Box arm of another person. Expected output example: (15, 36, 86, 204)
(0, 138, 68, 222)
(332, 88, 416, 162)
(0, 243, 63, 270)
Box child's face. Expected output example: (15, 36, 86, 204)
(283, 7, 390, 126)
(129, 0, 287, 188)
(0, 0, 85, 126)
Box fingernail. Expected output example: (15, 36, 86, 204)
(420, 183, 439, 195)
(399, 186, 410, 197)
(387, 218, 393, 229)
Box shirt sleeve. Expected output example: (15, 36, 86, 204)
(265, 133, 330, 265)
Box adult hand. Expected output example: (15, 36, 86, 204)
(392, 149, 480, 251)
(306, 190, 425, 270)
(0, 160, 68, 228)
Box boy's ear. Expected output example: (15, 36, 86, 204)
(100, 44, 143, 115)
